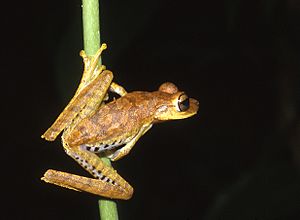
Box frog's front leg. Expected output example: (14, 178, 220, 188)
(110, 82, 127, 97)
(42, 142, 133, 199)
(42, 45, 110, 141)
(110, 123, 153, 161)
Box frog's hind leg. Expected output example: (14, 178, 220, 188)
(42, 143, 133, 199)
(42, 169, 132, 199)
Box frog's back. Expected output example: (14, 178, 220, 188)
(66, 92, 157, 146)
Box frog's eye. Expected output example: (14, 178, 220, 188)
(177, 93, 190, 112)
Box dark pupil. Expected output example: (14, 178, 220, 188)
(179, 97, 190, 111)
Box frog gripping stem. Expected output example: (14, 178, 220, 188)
(41, 44, 199, 200)
(41, 45, 110, 142)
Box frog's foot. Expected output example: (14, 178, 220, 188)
(80, 43, 107, 72)
(78, 43, 108, 89)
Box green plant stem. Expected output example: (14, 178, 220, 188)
(82, 0, 101, 57)
(99, 157, 119, 220)
(81, 0, 119, 219)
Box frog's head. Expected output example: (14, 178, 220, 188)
(154, 82, 199, 121)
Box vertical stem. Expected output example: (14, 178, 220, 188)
(81, 1, 119, 219)
(99, 157, 119, 220)
(82, 0, 101, 57)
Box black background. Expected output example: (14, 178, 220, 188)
(2, 1, 300, 219)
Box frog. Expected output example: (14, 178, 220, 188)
(41, 44, 199, 200)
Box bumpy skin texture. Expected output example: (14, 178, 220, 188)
(43, 169, 133, 200)
(41, 45, 199, 200)
(65, 91, 198, 147)
(42, 45, 111, 142)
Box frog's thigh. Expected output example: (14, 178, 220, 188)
(110, 124, 153, 161)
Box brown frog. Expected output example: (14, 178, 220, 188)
(41, 44, 199, 199)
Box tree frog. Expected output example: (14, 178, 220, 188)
(41, 44, 199, 200)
